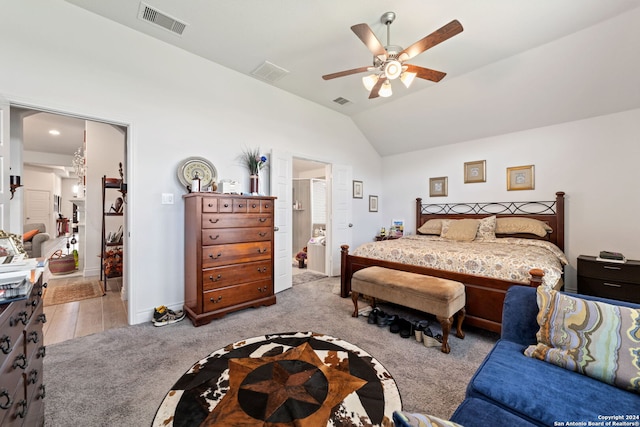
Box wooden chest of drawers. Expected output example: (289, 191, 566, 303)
(184, 193, 277, 326)
(0, 272, 46, 426)
(577, 255, 640, 303)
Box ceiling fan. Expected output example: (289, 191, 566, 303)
(322, 12, 463, 99)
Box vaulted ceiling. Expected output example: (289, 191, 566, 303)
(62, 1, 640, 156)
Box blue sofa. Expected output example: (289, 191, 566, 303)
(448, 286, 640, 426)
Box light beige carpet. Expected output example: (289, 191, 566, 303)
(43, 280, 103, 306)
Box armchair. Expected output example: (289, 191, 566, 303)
(23, 223, 51, 258)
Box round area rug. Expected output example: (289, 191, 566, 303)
(152, 331, 401, 427)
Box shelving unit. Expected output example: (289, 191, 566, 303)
(100, 176, 126, 294)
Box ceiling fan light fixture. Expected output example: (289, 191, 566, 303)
(400, 71, 417, 88)
(362, 74, 379, 91)
(384, 60, 402, 80)
(379, 80, 393, 97)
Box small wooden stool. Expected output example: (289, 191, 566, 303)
(351, 266, 465, 354)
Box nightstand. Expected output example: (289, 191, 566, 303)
(375, 235, 401, 241)
(577, 255, 640, 303)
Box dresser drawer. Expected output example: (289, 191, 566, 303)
(202, 198, 218, 212)
(24, 302, 44, 362)
(202, 261, 272, 291)
(0, 333, 26, 397)
(203, 279, 273, 312)
(202, 242, 271, 268)
(0, 374, 26, 427)
(0, 304, 24, 369)
(202, 227, 272, 245)
(260, 199, 274, 213)
(577, 256, 640, 283)
(202, 214, 273, 229)
(218, 199, 249, 213)
(577, 276, 640, 303)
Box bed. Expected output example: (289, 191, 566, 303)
(340, 191, 566, 333)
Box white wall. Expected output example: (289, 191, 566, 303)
(382, 108, 640, 292)
(0, 1, 382, 324)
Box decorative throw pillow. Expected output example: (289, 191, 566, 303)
(417, 219, 443, 235)
(23, 229, 39, 242)
(495, 217, 552, 237)
(393, 410, 464, 427)
(475, 215, 496, 240)
(440, 219, 479, 242)
(524, 287, 640, 393)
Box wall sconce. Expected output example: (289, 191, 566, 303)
(9, 175, 22, 200)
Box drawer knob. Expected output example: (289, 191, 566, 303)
(209, 274, 222, 282)
(208, 203, 214, 207)
(37, 313, 47, 324)
(27, 331, 39, 344)
(258, 232, 267, 237)
(238, 204, 244, 208)
(224, 203, 229, 208)
(0, 389, 12, 409)
(210, 296, 223, 303)
(209, 218, 220, 223)
(258, 248, 268, 254)
(37, 346, 46, 359)
(209, 234, 220, 241)
(13, 354, 27, 370)
(0, 335, 12, 355)
(257, 267, 267, 273)
(37, 384, 46, 400)
(10, 311, 28, 327)
(252, 204, 257, 208)
(259, 218, 267, 223)
(16, 399, 27, 418)
(209, 253, 222, 259)
(603, 266, 622, 270)
(28, 369, 39, 385)
(265, 204, 270, 209)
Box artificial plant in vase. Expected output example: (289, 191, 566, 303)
(238, 147, 268, 194)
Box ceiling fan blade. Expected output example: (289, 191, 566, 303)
(322, 66, 371, 80)
(404, 65, 447, 82)
(351, 23, 387, 60)
(368, 76, 386, 99)
(398, 20, 463, 61)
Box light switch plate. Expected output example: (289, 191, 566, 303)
(161, 193, 174, 204)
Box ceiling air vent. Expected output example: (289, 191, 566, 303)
(333, 97, 352, 106)
(251, 61, 289, 83)
(138, 2, 187, 35)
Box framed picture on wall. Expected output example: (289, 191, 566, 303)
(429, 177, 448, 197)
(507, 165, 535, 191)
(353, 180, 363, 199)
(464, 160, 486, 183)
(369, 195, 378, 212)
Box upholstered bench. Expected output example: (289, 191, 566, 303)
(351, 266, 466, 353)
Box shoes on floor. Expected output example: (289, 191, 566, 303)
(422, 327, 443, 347)
(368, 308, 381, 324)
(389, 315, 401, 333)
(376, 311, 390, 327)
(399, 319, 413, 338)
(413, 320, 430, 342)
(153, 305, 186, 327)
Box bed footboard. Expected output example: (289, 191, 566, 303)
(340, 245, 546, 333)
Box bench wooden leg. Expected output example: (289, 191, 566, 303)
(351, 291, 360, 317)
(436, 316, 452, 354)
(455, 307, 466, 339)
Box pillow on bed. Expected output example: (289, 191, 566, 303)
(495, 217, 552, 237)
(440, 219, 479, 242)
(524, 287, 640, 394)
(475, 215, 496, 240)
(417, 219, 443, 235)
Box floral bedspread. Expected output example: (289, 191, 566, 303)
(351, 235, 568, 288)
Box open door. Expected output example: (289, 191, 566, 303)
(270, 150, 292, 293)
(328, 164, 352, 276)
(0, 97, 11, 230)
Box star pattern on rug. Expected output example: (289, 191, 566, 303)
(201, 342, 367, 426)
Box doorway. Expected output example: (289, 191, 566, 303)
(292, 158, 328, 275)
(12, 105, 128, 298)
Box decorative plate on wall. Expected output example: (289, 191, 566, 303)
(177, 157, 217, 190)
